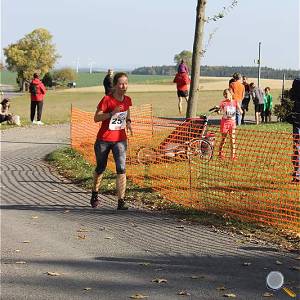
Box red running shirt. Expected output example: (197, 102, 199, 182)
(173, 73, 191, 91)
(96, 95, 132, 142)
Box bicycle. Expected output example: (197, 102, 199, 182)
(137, 106, 219, 164)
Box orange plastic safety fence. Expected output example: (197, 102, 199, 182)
(71, 106, 300, 232)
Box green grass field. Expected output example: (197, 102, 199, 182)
(3, 85, 290, 132)
(0, 70, 291, 132)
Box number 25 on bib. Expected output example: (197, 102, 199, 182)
(109, 111, 128, 130)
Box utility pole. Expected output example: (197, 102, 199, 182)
(282, 73, 285, 100)
(257, 42, 261, 88)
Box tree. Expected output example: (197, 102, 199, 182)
(53, 68, 77, 86)
(174, 50, 193, 70)
(186, 0, 238, 118)
(42, 72, 53, 87)
(3, 28, 59, 91)
(273, 90, 295, 122)
(186, 0, 207, 118)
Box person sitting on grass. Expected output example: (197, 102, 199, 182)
(0, 98, 12, 124)
(0, 98, 21, 126)
(218, 89, 243, 161)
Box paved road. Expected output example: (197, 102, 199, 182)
(1, 124, 299, 300)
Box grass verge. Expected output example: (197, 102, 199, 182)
(45, 146, 300, 253)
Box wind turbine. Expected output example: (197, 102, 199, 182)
(88, 59, 95, 74)
(75, 57, 79, 73)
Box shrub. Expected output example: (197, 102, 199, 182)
(42, 72, 53, 87)
(273, 90, 295, 122)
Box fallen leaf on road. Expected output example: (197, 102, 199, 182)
(77, 234, 86, 240)
(83, 287, 91, 291)
(104, 236, 113, 240)
(46, 272, 60, 276)
(177, 290, 191, 296)
(275, 260, 282, 265)
(223, 293, 236, 298)
(15, 261, 26, 264)
(22, 241, 31, 243)
(263, 292, 273, 297)
(131, 223, 138, 227)
(139, 262, 150, 266)
(52, 189, 58, 192)
(129, 294, 148, 299)
(31, 216, 38, 219)
(15, 249, 21, 252)
(77, 229, 89, 233)
(152, 278, 167, 283)
(63, 210, 70, 213)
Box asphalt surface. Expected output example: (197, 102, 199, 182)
(1, 124, 299, 300)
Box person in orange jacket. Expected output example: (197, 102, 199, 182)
(29, 73, 46, 125)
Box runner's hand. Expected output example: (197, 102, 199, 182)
(112, 106, 121, 115)
(126, 122, 133, 136)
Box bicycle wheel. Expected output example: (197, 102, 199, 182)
(137, 147, 157, 165)
(188, 139, 213, 161)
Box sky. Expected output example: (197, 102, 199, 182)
(1, 0, 299, 71)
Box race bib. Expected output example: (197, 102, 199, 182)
(224, 105, 236, 119)
(109, 111, 128, 130)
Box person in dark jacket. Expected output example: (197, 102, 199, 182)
(29, 73, 46, 125)
(289, 78, 300, 183)
(103, 69, 114, 95)
(249, 82, 264, 125)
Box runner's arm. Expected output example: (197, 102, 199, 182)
(94, 106, 120, 123)
(126, 108, 133, 136)
(237, 102, 243, 114)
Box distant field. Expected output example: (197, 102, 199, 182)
(0, 71, 173, 87)
(1, 70, 293, 89)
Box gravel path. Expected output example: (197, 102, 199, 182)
(1, 124, 299, 300)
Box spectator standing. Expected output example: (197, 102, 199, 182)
(249, 82, 264, 125)
(173, 71, 191, 114)
(29, 73, 46, 125)
(103, 69, 114, 95)
(263, 87, 273, 123)
(229, 72, 239, 85)
(241, 76, 251, 124)
(91, 72, 133, 209)
(229, 73, 245, 126)
(287, 78, 300, 183)
(218, 89, 243, 161)
(177, 59, 189, 75)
